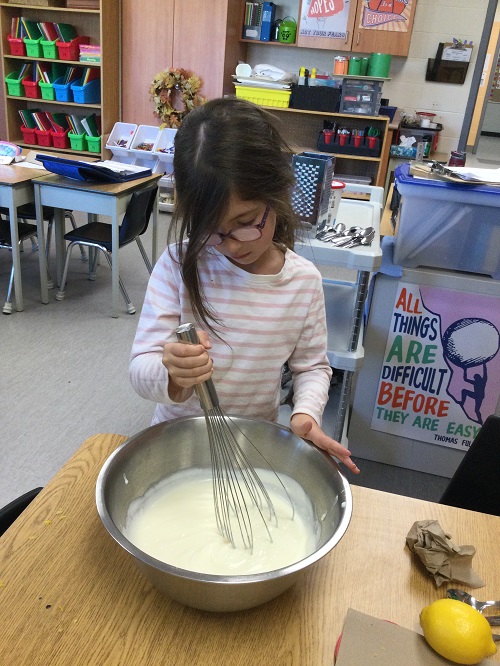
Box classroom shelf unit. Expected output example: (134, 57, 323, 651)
(0, 1, 119, 159)
(265, 107, 389, 187)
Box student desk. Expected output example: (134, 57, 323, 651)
(33, 173, 162, 318)
(0, 164, 48, 312)
(0, 431, 498, 665)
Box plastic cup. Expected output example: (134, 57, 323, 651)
(353, 135, 362, 148)
(327, 180, 346, 226)
(348, 58, 362, 76)
(338, 133, 347, 146)
(368, 53, 392, 78)
(323, 129, 334, 145)
(367, 136, 377, 149)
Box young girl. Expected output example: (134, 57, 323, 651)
(129, 97, 359, 475)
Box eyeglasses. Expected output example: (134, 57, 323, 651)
(205, 204, 271, 247)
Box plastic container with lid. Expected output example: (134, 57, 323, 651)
(394, 162, 500, 278)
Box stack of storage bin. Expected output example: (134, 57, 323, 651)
(348, 162, 500, 477)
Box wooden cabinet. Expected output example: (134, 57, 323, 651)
(351, 0, 418, 57)
(122, 0, 244, 126)
(260, 0, 417, 56)
(264, 107, 389, 187)
(0, 0, 119, 158)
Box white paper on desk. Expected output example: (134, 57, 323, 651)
(95, 160, 152, 174)
(446, 166, 500, 183)
(14, 161, 46, 169)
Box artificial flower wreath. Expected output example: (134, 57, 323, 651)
(149, 67, 206, 128)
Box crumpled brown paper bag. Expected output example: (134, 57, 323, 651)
(406, 520, 484, 588)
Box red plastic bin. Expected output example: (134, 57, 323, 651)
(22, 79, 41, 99)
(7, 36, 26, 56)
(51, 129, 70, 149)
(35, 129, 53, 147)
(56, 36, 90, 61)
(20, 126, 37, 145)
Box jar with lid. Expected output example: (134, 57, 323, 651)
(448, 150, 466, 167)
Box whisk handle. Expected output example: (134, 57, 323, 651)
(175, 323, 219, 411)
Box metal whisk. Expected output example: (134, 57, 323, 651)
(176, 323, 291, 552)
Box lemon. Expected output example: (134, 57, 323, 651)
(420, 598, 497, 664)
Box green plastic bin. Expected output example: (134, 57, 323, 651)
(41, 39, 58, 59)
(24, 37, 42, 58)
(69, 131, 86, 151)
(39, 80, 56, 101)
(5, 71, 25, 96)
(85, 135, 101, 153)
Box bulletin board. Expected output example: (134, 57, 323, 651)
(490, 53, 500, 103)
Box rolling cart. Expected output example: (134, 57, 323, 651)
(295, 183, 383, 443)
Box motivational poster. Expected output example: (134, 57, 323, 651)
(358, 0, 413, 32)
(299, 0, 350, 39)
(371, 282, 500, 450)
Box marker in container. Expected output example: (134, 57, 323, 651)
(310, 68, 317, 86)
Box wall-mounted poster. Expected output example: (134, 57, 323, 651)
(299, 0, 351, 40)
(359, 0, 413, 32)
(370, 282, 500, 451)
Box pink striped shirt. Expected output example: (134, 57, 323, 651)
(129, 243, 332, 426)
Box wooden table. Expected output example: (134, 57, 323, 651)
(33, 173, 162, 317)
(0, 163, 47, 312)
(0, 433, 498, 665)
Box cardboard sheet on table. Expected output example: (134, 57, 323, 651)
(335, 608, 497, 665)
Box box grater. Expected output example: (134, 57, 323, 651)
(292, 152, 335, 227)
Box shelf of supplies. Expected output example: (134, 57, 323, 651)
(240, 39, 296, 47)
(17, 142, 96, 156)
(6, 95, 101, 109)
(265, 106, 389, 122)
(290, 145, 381, 161)
(5, 55, 100, 67)
(0, 3, 99, 13)
(1, 0, 118, 160)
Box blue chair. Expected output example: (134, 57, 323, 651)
(55, 185, 158, 315)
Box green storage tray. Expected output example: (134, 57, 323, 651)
(5, 71, 24, 96)
(24, 37, 42, 58)
(85, 135, 101, 153)
(68, 132, 86, 151)
(39, 80, 55, 101)
(41, 39, 58, 59)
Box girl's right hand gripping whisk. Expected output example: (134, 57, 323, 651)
(176, 323, 292, 552)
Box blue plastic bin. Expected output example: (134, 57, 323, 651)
(53, 76, 73, 103)
(71, 77, 100, 104)
(394, 162, 500, 278)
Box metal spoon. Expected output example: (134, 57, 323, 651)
(343, 227, 375, 249)
(447, 589, 500, 636)
(317, 221, 345, 241)
(447, 589, 500, 615)
(329, 226, 362, 246)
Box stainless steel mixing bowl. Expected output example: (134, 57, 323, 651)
(96, 416, 352, 612)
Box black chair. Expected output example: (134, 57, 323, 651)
(0, 204, 87, 265)
(0, 217, 39, 314)
(440, 415, 500, 516)
(55, 185, 158, 315)
(0, 488, 43, 537)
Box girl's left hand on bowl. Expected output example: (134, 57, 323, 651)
(290, 414, 360, 475)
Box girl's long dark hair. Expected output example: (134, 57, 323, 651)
(169, 97, 298, 332)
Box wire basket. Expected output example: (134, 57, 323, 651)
(291, 152, 334, 226)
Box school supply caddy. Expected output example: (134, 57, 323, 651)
(35, 154, 153, 183)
